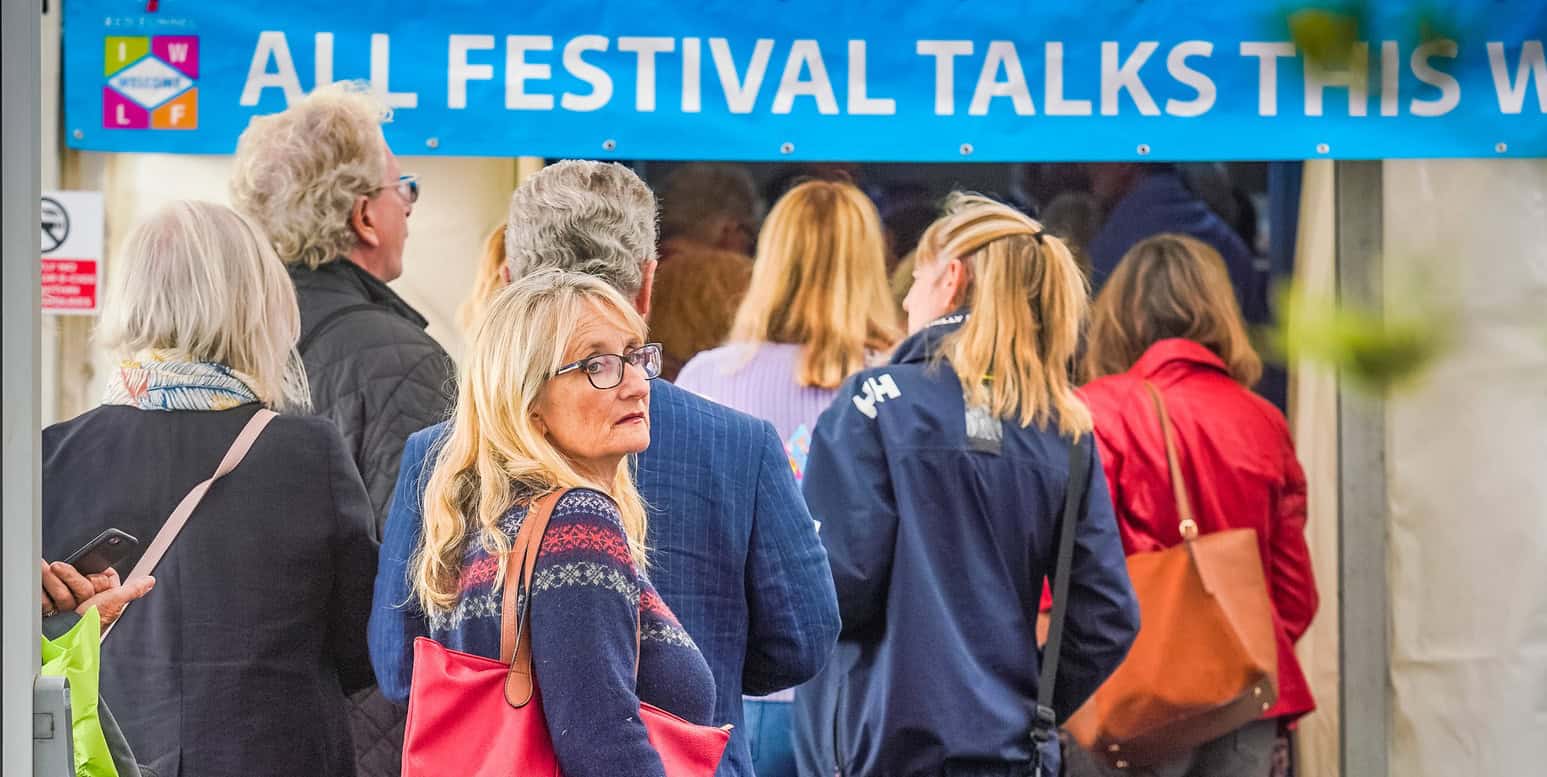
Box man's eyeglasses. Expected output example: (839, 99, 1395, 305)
(553, 343, 663, 390)
(371, 174, 419, 205)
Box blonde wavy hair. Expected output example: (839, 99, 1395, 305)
(1083, 233, 1263, 386)
(229, 81, 391, 269)
(456, 225, 509, 338)
(730, 180, 900, 389)
(98, 200, 310, 410)
(414, 269, 651, 614)
(916, 193, 1092, 437)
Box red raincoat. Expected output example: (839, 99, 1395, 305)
(1080, 338, 1318, 721)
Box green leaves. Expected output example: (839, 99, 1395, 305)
(1268, 281, 1453, 394)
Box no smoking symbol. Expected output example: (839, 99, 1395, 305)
(41, 197, 70, 253)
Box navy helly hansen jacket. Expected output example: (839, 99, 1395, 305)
(792, 312, 1140, 777)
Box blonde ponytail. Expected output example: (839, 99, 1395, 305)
(917, 194, 1092, 438)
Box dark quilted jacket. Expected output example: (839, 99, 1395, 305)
(291, 259, 455, 777)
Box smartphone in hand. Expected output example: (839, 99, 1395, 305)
(63, 528, 139, 575)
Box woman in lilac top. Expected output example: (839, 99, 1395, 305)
(676, 178, 901, 777)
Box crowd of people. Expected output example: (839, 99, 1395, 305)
(37, 81, 1316, 777)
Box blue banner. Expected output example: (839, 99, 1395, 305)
(65, 1, 1547, 161)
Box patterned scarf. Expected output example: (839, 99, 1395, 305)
(102, 350, 261, 411)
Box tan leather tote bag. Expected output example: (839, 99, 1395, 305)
(1064, 383, 1278, 769)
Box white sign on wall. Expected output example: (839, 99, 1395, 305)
(41, 190, 104, 315)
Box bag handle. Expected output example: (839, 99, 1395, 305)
(497, 489, 647, 708)
(1143, 381, 1198, 541)
(1032, 433, 1093, 772)
(101, 408, 277, 640)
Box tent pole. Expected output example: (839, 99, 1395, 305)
(1, 0, 44, 773)
(1334, 159, 1389, 777)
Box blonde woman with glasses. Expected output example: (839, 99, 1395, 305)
(41, 201, 378, 777)
(676, 178, 898, 777)
(790, 194, 1139, 777)
(370, 269, 721, 777)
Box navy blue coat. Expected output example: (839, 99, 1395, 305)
(791, 313, 1139, 777)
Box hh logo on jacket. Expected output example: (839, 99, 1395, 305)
(852, 374, 901, 419)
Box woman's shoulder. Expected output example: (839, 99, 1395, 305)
(550, 487, 626, 529)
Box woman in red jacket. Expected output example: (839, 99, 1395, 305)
(1079, 234, 1317, 777)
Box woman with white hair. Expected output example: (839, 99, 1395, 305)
(41, 200, 379, 777)
(370, 269, 721, 777)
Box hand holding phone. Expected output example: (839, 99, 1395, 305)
(63, 528, 139, 576)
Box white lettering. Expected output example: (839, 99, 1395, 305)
(1488, 40, 1547, 114)
(1240, 41, 1296, 116)
(618, 37, 674, 112)
(1305, 42, 1368, 116)
(314, 33, 334, 88)
(448, 35, 495, 109)
(710, 38, 775, 114)
(370, 34, 418, 109)
(1165, 41, 1215, 116)
(239, 31, 303, 107)
(169, 102, 187, 126)
(1380, 41, 1400, 116)
(561, 35, 613, 111)
(970, 41, 1035, 116)
(772, 40, 839, 114)
(1045, 42, 1091, 116)
(682, 37, 702, 113)
(506, 35, 554, 110)
(114, 103, 129, 125)
(167, 42, 189, 63)
(851, 374, 903, 419)
(1101, 41, 1160, 115)
(1410, 39, 1460, 117)
(847, 40, 895, 115)
(917, 40, 973, 115)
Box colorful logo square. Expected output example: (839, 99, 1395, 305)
(103, 35, 198, 131)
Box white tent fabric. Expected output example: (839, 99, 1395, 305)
(1382, 159, 1547, 775)
(1290, 159, 1341, 777)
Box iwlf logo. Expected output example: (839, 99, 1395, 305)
(103, 35, 199, 130)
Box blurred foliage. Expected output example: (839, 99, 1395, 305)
(1267, 280, 1455, 395)
(1288, 4, 1368, 72)
(1283, 1, 1471, 75)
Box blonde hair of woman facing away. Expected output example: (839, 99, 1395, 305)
(1082, 233, 1263, 386)
(414, 269, 653, 613)
(457, 225, 510, 337)
(97, 200, 310, 411)
(730, 179, 900, 389)
(904, 193, 1091, 437)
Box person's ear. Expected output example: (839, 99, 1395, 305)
(529, 411, 548, 437)
(351, 195, 381, 248)
(945, 258, 969, 306)
(634, 258, 658, 319)
(499, 263, 512, 285)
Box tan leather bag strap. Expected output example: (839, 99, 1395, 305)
(499, 490, 646, 707)
(1143, 382, 1198, 540)
(101, 408, 277, 640)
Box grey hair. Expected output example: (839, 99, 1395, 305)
(98, 201, 311, 411)
(230, 81, 391, 269)
(503, 160, 658, 295)
(658, 162, 763, 244)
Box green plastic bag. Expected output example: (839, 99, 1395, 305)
(40, 607, 119, 777)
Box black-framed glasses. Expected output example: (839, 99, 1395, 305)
(371, 174, 419, 205)
(553, 343, 663, 390)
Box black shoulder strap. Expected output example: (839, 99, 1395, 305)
(297, 303, 385, 356)
(1033, 434, 1093, 759)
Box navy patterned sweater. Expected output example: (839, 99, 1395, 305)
(374, 488, 716, 777)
